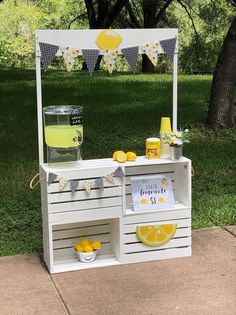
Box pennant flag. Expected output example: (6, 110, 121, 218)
(58, 177, 68, 191)
(105, 173, 115, 184)
(39, 42, 59, 69)
(95, 177, 104, 191)
(60, 47, 80, 71)
(113, 166, 125, 178)
(84, 181, 93, 194)
(70, 180, 79, 193)
(141, 43, 159, 66)
(48, 172, 57, 185)
(82, 49, 100, 75)
(160, 38, 176, 63)
(102, 49, 118, 73)
(121, 46, 139, 73)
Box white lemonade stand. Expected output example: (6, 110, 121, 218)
(35, 29, 192, 274)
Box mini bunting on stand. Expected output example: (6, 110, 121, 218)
(59, 177, 68, 191)
(113, 166, 125, 178)
(48, 172, 58, 185)
(102, 49, 118, 73)
(121, 46, 139, 73)
(141, 43, 159, 66)
(60, 47, 80, 71)
(84, 181, 93, 194)
(105, 173, 115, 184)
(160, 37, 176, 63)
(70, 180, 79, 193)
(82, 49, 100, 75)
(95, 177, 104, 191)
(39, 42, 59, 69)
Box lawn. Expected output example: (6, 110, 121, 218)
(0, 68, 235, 256)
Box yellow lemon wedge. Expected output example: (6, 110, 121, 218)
(126, 151, 137, 161)
(136, 224, 177, 247)
(96, 29, 122, 50)
(91, 241, 102, 250)
(158, 197, 166, 203)
(117, 152, 127, 163)
(113, 150, 125, 161)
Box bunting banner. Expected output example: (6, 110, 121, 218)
(102, 49, 118, 74)
(60, 47, 80, 71)
(160, 37, 176, 63)
(95, 177, 104, 191)
(82, 49, 100, 75)
(141, 43, 159, 66)
(70, 180, 79, 193)
(48, 172, 58, 185)
(113, 166, 125, 178)
(105, 173, 115, 184)
(121, 46, 139, 73)
(39, 42, 59, 69)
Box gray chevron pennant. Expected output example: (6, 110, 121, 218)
(95, 177, 104, 191)
(70, 180, 79, 193)
(121, 46, 139, 73)
(82, 49, 100, 75)
(113, 166, 125, 178)
(160, 38, 176, 63)
(39, 42, 59, 69)
(48, 172, 57, 185)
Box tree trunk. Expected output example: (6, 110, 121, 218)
(206, 16, 236, 128)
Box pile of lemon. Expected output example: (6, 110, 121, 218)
(74, 238, 101, 252)
(113, 150, 137, 163)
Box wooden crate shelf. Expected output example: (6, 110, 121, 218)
(40, 156, 192, 274)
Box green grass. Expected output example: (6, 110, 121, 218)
(0, 68, 235, 256)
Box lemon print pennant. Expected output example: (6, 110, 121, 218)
(96, 29, 122, 50)
(161, 178, 169, 186)
(136, 224, 177, 247)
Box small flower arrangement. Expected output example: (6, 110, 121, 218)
(163, 129, 190, 147)
(74, 238, 102, 263)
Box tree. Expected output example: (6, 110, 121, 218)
(206, 12, 236, 128)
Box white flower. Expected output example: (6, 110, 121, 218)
(184, 129, 189, 133)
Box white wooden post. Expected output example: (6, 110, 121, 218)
(35, 37, 44, 164)
(172, 36, 178, 133)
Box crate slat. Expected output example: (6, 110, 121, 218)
(53, 223, 110, 239)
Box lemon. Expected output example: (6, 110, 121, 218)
(136, 224, 177, 247)
(113, 150, 125, 160)
(158, 197, 166, 203)
(84, 245, 94, 252)
(126, 151, 137, 161)
(80, 238, 90, 246)
(91, 241, 102, 250)
(117, 152, 127, 163)
(74, 243, 84, 252)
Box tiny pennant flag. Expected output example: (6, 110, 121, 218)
(160, 37, 176, 63)
(105, 173, 115, 184)
(121, 46, 139, 73)
(58, 177, 68, 191)
(48, 172, 57, 185)
(113, 166, 125, 178)
(102, 49, 118, 74)
(39, 42, 59, 69)
(60, 47, 80, 71)
(84, 181, 93, 194)
(82, 49, 100, 75)
(70, 180, 79, 193)
(141, 43, 159, 66)
(95, 177, 104, 191)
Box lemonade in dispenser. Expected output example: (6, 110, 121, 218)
(43, 105, 83, 163)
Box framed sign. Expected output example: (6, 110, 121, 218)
(131, 174, 175, 212)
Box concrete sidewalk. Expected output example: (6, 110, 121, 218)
(0, 226, 235, 315)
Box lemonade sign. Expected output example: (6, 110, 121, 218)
(131, 174, 175, 212)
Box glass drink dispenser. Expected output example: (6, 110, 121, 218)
(43, 105, 83, 164)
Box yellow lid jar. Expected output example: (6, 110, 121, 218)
(146, 137, 161, 159)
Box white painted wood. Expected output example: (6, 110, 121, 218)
(35, 29, 177, 53)
(123, 236, 191, 254)
(48, 206, 122, 224)
(53, 223, 110, 239)
(52, 219, 110, 231)
(125, 164, 175, 176)
(48, 186, 122, 203)
(123, 247, 191, 264)
(123, 208, 191, 224)
(53, 254, 120, 274)
(124, 218, 191, 233)
(48, 196, 122, 213)
(125, 203, 189, 216)
(172, 44, 178, 132)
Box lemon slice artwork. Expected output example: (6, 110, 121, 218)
(136, 224, 177, 247)
(96, 29, 122, 50)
